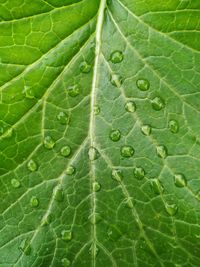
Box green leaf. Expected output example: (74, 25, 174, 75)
(0, 0, 200, 266)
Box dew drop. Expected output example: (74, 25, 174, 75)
(4, 128, 13, 139)
(27, 159, 37, 172)
(24, 87, 35, 99)
(53, 186, 64, 202)
(141, 125, 151, 136)
(19, 239, 31, 255)
(156, 145, 168, 159)
(136, 78, 150, 91)
(61, 230, 72, 241)
(57, 111, 69, 125)
(67, 85, 80, 97)
(151, 97, 165, 111)
(42, 214, 52, 226)
(79, 61, 91, 73)
(61, 258, 71, 267)
(133, 166, 145, 180)
(93, 182, 101, 192)
(88, 213, 102, 224)
(169, 120, 179, 134)
(109, 129, 121, 142)
(111, 169, 123, 182)
(121, 145, 134, 158)
(125, 101, 136, 113)
(174, 173, 187, 188)
(110, 74, 123, 87)
(60, 146, 71, 157)
(66, 165, 76, 175)
(43, 136, 55, 150)
(11, 178, 21, 188)
(94, 105, 100, 115)
(110, 50, 124, 64)
(150, 179, 164, 194)
(88, 147, 99, 161)
(30, 196, 39, 207)
(165, 203, 178, 216)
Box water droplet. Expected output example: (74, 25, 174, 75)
(89, 243, 99, 257)
(4, 128, 13, 138)
(94, 105, 100, 115)
(24, 87, 35, 99)
(110, 74, 123, 87)
(141, 125, 151, 136)
(88, 213, 102, 224)
(125, 101, 136, 113)
(66, 165, 75, 175)
(19, 239, 31, 255)
(57, 112, 69, 125)
(121, 145, 134, 158)
(79, 61, 91, 73)
(111, 169, 123, 182)
(125, 197, 134, 209)
(156, 145, 168, 159)
(136, 78, 150, 91)
(61, 230, 72, 241)
(93, 182, 101, 192)
(43, 136, 55, 150)
(133, 167, 145, 180)
(169, 120, 179, 134)
(42, 214, 52, 226)
(151, 97, 165, 111)
(27, 159, 37, 172)
(67, 85, 80, 97)
(30, 196, 39, 207)
(165, 203, 178, 216)
(11, 178, 21, 188)
(110, 50, 124, 64)
(109, 129, 121, 142)
(174, 174, 187, 187)
(88, 147, 99, 161)
(61, 258, 71, 267)
(53, 186, 64, 202)
(60, 146, 71, 157)
(150, 179, 164, 194)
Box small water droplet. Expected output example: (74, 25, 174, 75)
(61, 258, 71, 267)
(156, 145, 168, 159)
(43, 136, 55, 150)
(125, 101, 136, 113)
(19, 239, 31, 255)
(24, 87, 35, 99)
(60, 146, 71, 157)
(141, 125, 151, 136)
(174, 173, 187, 187)
(88, 147, 99, 161)
(169, 120, 179, 134)
(61, 230, 72, 241)
(150, 179, 164, 194)
(88, 213, 102, 224)
(151, 97, 165, 111)
(133, 167, 145, 180)
(30, 196, 39, 207)
(94, 105, 100, 115)
(110, 50, 124, 64)
(109, 129, 121, 142)
(11, 178, 21, 188)
(42, 214, 52, 226)
(27, 159, 37, 172)
(110, 74, 123, 87)
(165, 203, 178, 216)
(57, 112, 69, 125)
(121, 145, 134, 158)
(89, 243, 99, 257)
(66, 165, 76, 175)
(136, 78, 150, 91)
(111, 169, 123, 182)
(79, 61, 91, 73)
(53, 186, 64, 202)
(93, 182, 101, 192)
(67, 85, 80, 97)
(4, 128, 13, 138)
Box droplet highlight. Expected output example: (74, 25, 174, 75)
(169, 120, 179, 134)
(141, 125, 151, 136)
(67, 85, 80, 97)
(94, 105, 100, 115)
(30, 196, 39, 207)
(136, 78, 150, 91)
(61, 230, 72, 241)
(43, 136, 55, 150)
(27, 159, 37, 172)
(174, 173, 187, 188)
(121, 145, 134, 158)
(79, 61, 91, 73)
(165, 203, 178, 216)
(110, 74, 123, 87)
(60, 146, 71, 157)
(66, 165, 76, 175)
(111, 169, 123, 182)
(150, 179, 164, 194)
(57, 112, 69, 125)
(61, 258, 71, 267)
(109, 129, 121, 142)
(11, 178, 21, 188)
(125, 101, 136, 113)
(88, 147, 99, 161)
(133, 167, 145, 180)
(151, 97, 165, 111)
(110, 50, 124, 64)
(156, 145, 168, 159)
(93, 182, 101, 192)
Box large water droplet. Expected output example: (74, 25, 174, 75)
(125, 101, 136, 113)
(67, 85, 80, 97)
(165, 203, 178, 216)
(136, 78, 150, 91)
(88, 213, 102, 224)
(43, 136, 55, 150)
(109, 129, 121, 142)
(61, 258, 71, 267)
(156, 145, 168, 159)
(60, 146, 71, 157)
(174, 173, 187, 187)
(133, 166, 145, 180)
(27, 159, 37, 172)
(57, 112, 69, 125)
(66, 165, 76, 175)
(61, 230, 72, 241)
(169, 120, 179, 134)
(110, 50, 124, 64)
(110, 74, 123, 87)
(94, 105, 100, 115)
(53, 187, 64, 202)
(151, 97, 165, 111)
(88, 147, 99, 161)
(111, 169, 123, 182)
(11, 178, 21, 188)
(93, 182, 101, 192)
(79, 61, 91, 73)
(150, 179, 164, 194)
(30, 196, 39, 207)
(121, 145, 134, 158)
(19, 239, 31, 255)
(141, 125, 151, 136)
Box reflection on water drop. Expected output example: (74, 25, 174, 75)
(110, 50, 124, 64)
